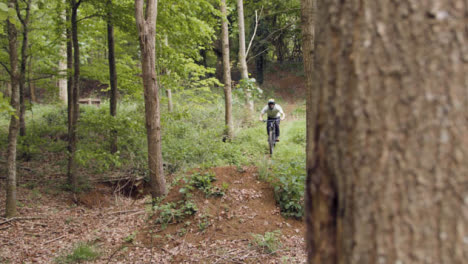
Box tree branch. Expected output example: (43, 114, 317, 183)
(247, 48, 269, 63)
(14, 0, 25, 25)
(0, 62, 12, 76)
(246, 7, 263, 58)
(249, 22, 294, 53)
(77, 13, 102, 23)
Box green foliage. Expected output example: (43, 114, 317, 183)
(123, 232, 137, 244)
(272, 161, 305, 218)
(250, 230, 282, 254)
(235, 78, 263, 100)
(154, 200, 198, 229)
(197, 214, 211, 233)
(0, 92, 14, 115)
(180, 172, 225, 198)
(55, 243, 100, 263)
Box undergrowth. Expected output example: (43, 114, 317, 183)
(251, 230, 283, 254)
(0, 98, 306, 219)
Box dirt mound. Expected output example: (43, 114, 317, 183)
(134, 166, 305, 263)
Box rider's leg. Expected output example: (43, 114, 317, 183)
(276, 120, 280, 137)
(266, 120, 271, 135)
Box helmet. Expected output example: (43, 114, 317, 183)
(268, 99, 275, 105)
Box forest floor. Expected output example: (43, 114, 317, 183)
(0, 165, 305, 263)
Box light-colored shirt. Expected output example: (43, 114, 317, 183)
(261, 104, 284, 118)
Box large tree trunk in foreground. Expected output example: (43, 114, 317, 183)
(305, 0, 468, 263)
(67, 0, 81, 191)
(236, 0, 253, 114)
(300, 0, 318, 261)
(220, 0, 233, 139)
(107, 0, 118, 154)
(5, 0, 20, 218)
(135, 0, 167, 199)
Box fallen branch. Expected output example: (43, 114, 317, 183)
(93, 176, 145, 184)
(43, 235, 65, 245)
(107, 209, 143, 216)
(0, 217, 44, 225)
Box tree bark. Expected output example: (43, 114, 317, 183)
(5, 0, 20, 218)
(300, 0, 320, 262)
(67, 0, 81, 191)
(236, 0, 253, 114)
(135, 0, 167, 199)
(107, 0, 118, 154)
(220, 0, 233, 139)
(305, 0, 468, 263)
(16, 0, 32, 137)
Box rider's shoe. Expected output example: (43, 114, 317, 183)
(276, 138, 280, 142)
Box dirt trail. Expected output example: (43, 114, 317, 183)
(0, 167, 305, 263)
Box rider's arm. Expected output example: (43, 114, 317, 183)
(279, 106, 286, 120)
(259, 106, 267, 121)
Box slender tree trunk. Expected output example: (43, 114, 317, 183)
(16, 0, 32, 137)
(135, 0, 167, 199)
(220, 0, 233, 139)
(5, 82, 11, 98)
(58, 0, 67, 104)
(5, 0, 20, 218)
(236, 0, 253, 113)
(107, 0, 118, 154)
(166, 89, 173, 112)
(67, 0, 81, 191)
(163, 35, 173, 113)
(28, 55, 36, 103)
(305, 0, 468, 263)
(66, 6, 73, 147)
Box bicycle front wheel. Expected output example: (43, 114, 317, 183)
(269, 130, 274, 155)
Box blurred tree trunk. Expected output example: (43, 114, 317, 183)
(300, 0, 319, 262)
(16, 0, 32, 137)
(5, 0, 20, 218)
(220, 0, 233, 139)
(107, 0, 118, 154)
(305, 0, 468, 263)
(135, 0, 167, 199)
(67, 0, 81, 192)
(237, 0, 253, 114)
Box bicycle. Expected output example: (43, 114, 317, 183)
(263, 119, 279, 155)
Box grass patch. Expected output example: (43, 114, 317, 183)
(251, 230, 283, 254)
(55, 243, 100, 263)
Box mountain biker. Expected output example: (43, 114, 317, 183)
(259, 99, 286, 142)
